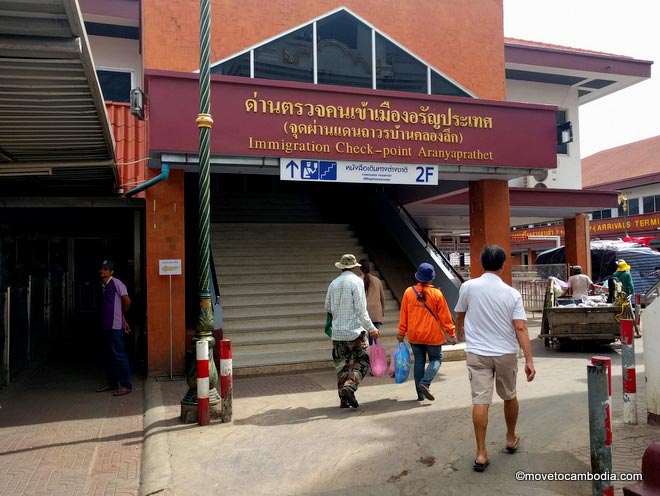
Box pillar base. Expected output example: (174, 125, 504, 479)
(648, 412, 660, 426)
(180, 387, 222, 423)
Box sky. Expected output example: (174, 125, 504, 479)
(503, 0, 660, 158)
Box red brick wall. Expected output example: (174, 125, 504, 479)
(144, 169, 186, 374)
(142, 0, 506, 100)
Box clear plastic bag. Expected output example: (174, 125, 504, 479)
(388, 347, 397, 378)
(368, 339, 387, 377)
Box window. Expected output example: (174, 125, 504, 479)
(96, 70, 132, 103)
(431, 72, 470, 97)
(375, 33, 426, 94)
(317, 11, 372, 88)
(254, 25, 314, 83)
(618, 197, 639, 216)
(628, 198, 639, 215)
(643, 195, 660, 213)
(592, 209, 612, 220)
(556, 110, 568, 155)
(212, 52, 249, 77)
(210, 9, 470, 98)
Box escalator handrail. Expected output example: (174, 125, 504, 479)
(384, 191, 465, 283)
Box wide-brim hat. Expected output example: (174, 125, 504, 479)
(415, 263, 435, 282)
(335, 254, 361, 269)
(616, 259, 631, 271)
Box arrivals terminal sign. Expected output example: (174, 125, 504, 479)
(147, 72, 558, 170)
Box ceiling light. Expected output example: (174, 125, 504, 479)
(0, 167, 52, 177)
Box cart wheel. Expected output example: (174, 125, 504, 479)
(544, 338, 551, 347)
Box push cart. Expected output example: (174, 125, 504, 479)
(538, 280, 629, 347)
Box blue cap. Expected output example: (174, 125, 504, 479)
(415, 263, 435, 282)
(100, 260, 115, 270)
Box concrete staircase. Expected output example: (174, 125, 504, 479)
(211, 222, 401, 375)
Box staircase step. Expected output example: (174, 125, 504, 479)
(223, 314, 399, 332)
(218, 281, 333, 295)
(233, 349, 332, 371)
(223, 299, 399, 318)
(232, 342, 466, 375)
(214, 253, 370, 266)
(211, 222, 352, 234)
(216, 266, 337, 277)
(209, 206, 406, 374)
(219, 291, 327, 306)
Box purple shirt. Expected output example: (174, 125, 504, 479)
(101, 277, 128, 330)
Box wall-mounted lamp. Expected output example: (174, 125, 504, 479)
(618, 192, 629, 237)
(130, 87, 145, 120)
(557, 121, 573, 145)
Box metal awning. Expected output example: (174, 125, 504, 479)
(0, 0, 116, 195)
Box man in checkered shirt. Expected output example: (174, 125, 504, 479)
(325, 254, 380, 409)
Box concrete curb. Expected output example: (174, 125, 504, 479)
(140, 379, 175, 496)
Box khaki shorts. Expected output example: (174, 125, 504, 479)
(466, 352, 518, 404)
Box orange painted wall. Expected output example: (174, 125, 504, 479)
(144, 169, 186, 374)
(468, 180, 512, 284)
(564, 214, 591, 278)
(141, 0, 505, 100)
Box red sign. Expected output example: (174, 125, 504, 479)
(146, 71, 557, 169)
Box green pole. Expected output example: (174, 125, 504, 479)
(180, 0, 221, 422)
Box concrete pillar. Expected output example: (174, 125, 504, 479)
(468, 180, 512, 284)
(564, 214, 591, 277)
(642, 300, 660, 426)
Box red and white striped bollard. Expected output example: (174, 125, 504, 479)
(196, 340, 210, 426)
(620, 319, 638, 425)
(591, 356, 612, 448)
(220, 339, 233, 423)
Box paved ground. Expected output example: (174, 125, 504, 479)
(0, 356, 143, 495)
(142, 324, 658, 496)
(0, 320, 658, 496)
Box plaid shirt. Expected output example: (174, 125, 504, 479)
(325, 271, 376, 341)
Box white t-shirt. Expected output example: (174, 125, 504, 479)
(568, 274, 593, 298)
(454, 272, 526, 356)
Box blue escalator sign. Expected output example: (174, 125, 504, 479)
(280, 158, 436, 185)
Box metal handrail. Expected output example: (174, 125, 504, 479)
(385, 191, 465, 283)
(645, 278, 660, 300)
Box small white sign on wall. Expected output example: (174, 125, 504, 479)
(159, 259, 182, 276)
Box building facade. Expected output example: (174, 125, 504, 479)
(0, 0, 652, 381)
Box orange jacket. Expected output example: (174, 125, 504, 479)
(398, 283, 456, 345)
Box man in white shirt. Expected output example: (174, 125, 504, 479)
(325, 254, 380, 409)
(565, 265, 595, 299)
(454, 245, 536, 472)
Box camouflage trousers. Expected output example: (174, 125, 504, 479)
(332, 332, 370, 395)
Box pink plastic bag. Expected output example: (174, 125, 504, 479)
(368, 339, 387, 377)
(388, 346, 397, 378)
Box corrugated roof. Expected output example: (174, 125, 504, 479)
(581, 135, 660, 188)
(106, 102, 146, 194)
(0, 0, 116, 195)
